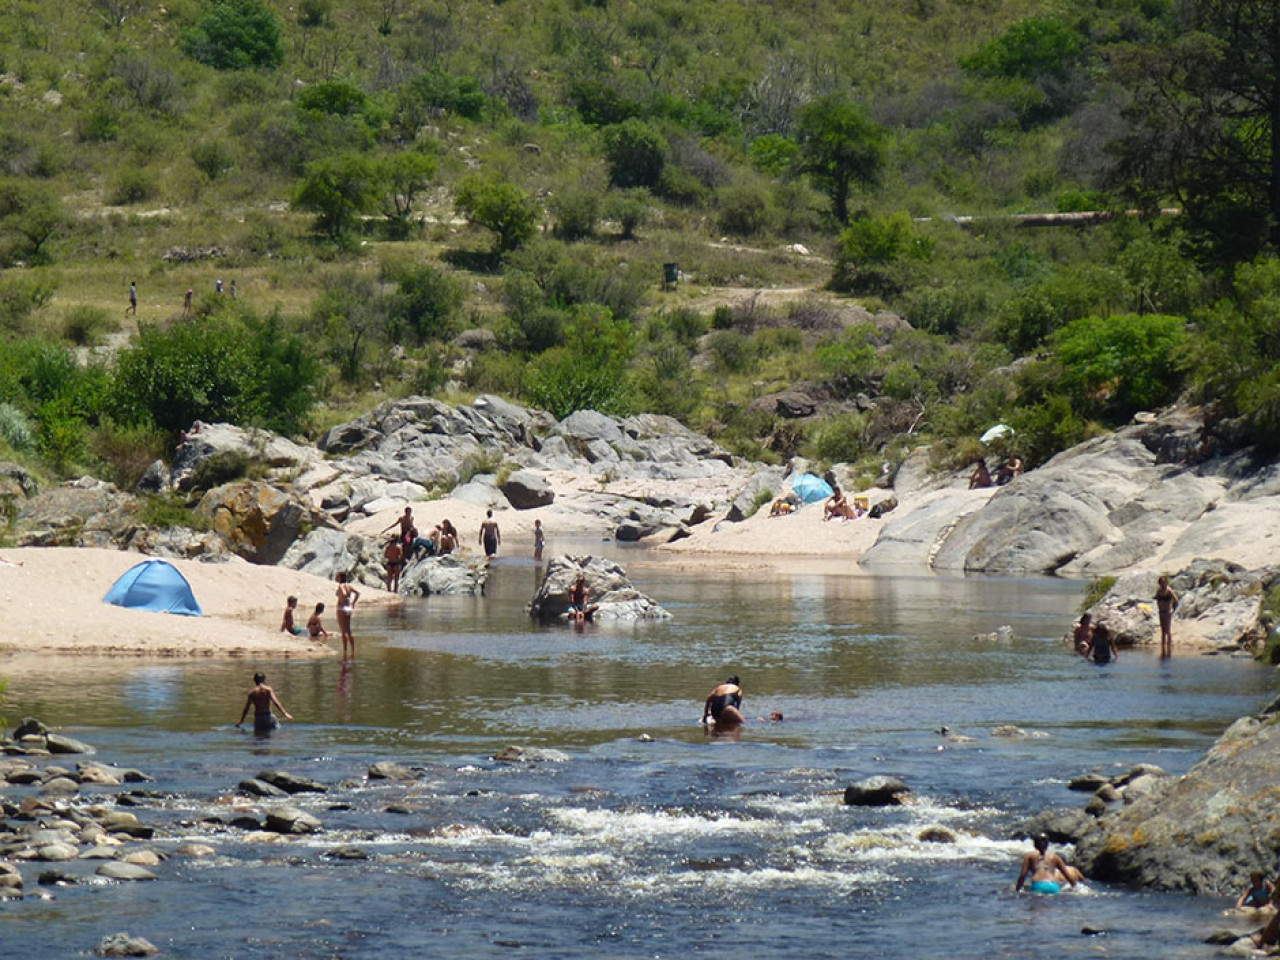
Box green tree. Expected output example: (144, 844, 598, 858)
(454, 174, 539, 255)
(526, 307, 633, 418)
(1051, 313, 1188, 421)
(1109, 1, 1280, 256)
(602, 119, 668, 190)
(181, 0, 284, 70)
(0, 179, 64, 266)
(795, 96, 885, 224)
(373, 151, 438, 237)
(294, 154, 377, 240)
(385, 261, 463, 345)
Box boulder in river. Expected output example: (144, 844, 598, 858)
(527, 555, 670, 622)
(97, 933, 159, 957)
(398, 553, 488, 596)
(96, 862, 157, 881)
(264, 806, 322, 835)
(367, 762, 416, 782)
(843, 776, 911, 807)
(257, 770, 327, 794)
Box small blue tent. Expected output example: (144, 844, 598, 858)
(103, 559, 203, 617)
(790, 473, 834, 504)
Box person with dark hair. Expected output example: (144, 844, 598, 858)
(968, 459, 993, 489)
(1156, 575, 1179, 658)
(280, 595, 305, 636)
(479, 509, 501, 558)
(702, 675, 744, 728)
(568, 574, 589, 624)
(307, 602, 328, 639)
(236, 672, 292, 733)
(335, 572, 359, 658)
(1015, 834, 1078, 894)
(1086, 622, 1118, 664)
(383, 537, 404, 593)
(126, 281, 137, 317)
(1072, 613, 1094, 656)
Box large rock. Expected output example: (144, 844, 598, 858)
(14, 478, 137, 549)
(398, 553, 488, 596)
(171, 422, 318, 492)
(723, 467, 787, 523)
(95, 862, 156, 881)
(196, 480, 328, 565)
(1073, 711, 1280, 893)
(278, 528, 382, 587)
(256, 770, 327, 794)
(528, 556, 670, 622)
(264, 805, 322, 835)
(500, 470, 554, 509)
(843, 776, 911, 806)
(97, 934, 159, 957)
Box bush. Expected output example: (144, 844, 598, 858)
(525, 307, 632, 418)
(0, 275, 57, 336)
(385, 262, 464, 345)
(551, 188, 600, 241)
(181, 0, 285, 71)
(832, 212, 930, 293)
(139, 494, 211, 531)
(705, 329, 754, 374)
(454, 174, 539, 255)
(63, 306, 115, 347)
(605, 188, 650, 239)
(294, 153, 376, 240)
(191, 140, 235, 181)
(717, 183, 776, 237)
(1051, 313, 1187, 421)
(108, 167, 158, 206)
(0, 402, 34, 452)
(807, 412, 867, 464)
(1080, 576, 1117, 611)
(602, 119, 668, 189)
(91, 420, 167, 490)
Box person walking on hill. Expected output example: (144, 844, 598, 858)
(126, 281, 137, 317)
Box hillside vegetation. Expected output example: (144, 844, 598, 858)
(0, 0, 1277, 496)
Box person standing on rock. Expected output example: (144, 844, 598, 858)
(236, 672, 293, 734)
(383, 506, 415, 544)
(568, 573, 589, 624)
(335, 572, 360, 658)
(1015, 834, 1078, 895)
(479, 509, 501, 558)
(1156, 575, 1179, 658)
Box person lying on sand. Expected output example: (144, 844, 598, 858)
(1015, 834, 1079, 894)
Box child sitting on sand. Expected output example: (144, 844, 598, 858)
(280, 596, 306, 636)
(307, 602, 328, 639)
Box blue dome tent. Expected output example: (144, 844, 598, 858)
(790, 473, 834, 504)
(103, 559, 203, 617)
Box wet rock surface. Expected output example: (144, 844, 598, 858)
(527, 555, 671, 622)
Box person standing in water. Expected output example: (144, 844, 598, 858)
(702, 675, 745, 729)
(1156, 575, 1179, 658)
(533, 518, 545, 561)
(236, 672, 293, 733)
(335, 572, 360, 658)
(1085, 622, 1118, 664)
(1015, 834, 1079, 894)
(479, 509, 501, 558)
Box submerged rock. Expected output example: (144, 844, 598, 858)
(97, 934, 159, 957)
(256, 771, 327, 794)
(492, 746, 570, 764)
(264, 806, 322, 835)
(367, 762, 416, 782)
(96, 862, 157, 881)
(398, 553, 488, 596)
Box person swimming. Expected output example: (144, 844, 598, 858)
(1015, 834, 1079, 895)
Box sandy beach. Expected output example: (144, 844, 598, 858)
(0, 547, 397, 670)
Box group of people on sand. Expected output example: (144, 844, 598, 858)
(1071, 575, 1180, 662)
(279, 573, 359, 657)
(968, 454, 1024, 490)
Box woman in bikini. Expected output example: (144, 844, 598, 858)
(1156, 575, 1179, 658)
(335, 572, 360, 658)
(702, 675, 745, 729)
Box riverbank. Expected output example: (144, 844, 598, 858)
(0, 547, 397, 667)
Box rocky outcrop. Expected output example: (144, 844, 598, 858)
(398, 553, 488, 596)
(843, 776, 911, 806)
(278, 528, 382, 587)
(528, 555, 671, 622)
(195, 480, 329, 565)
(1073, 708, 1280, 894)
(171, 421, 319, 492)
(500, 469, 554, 509)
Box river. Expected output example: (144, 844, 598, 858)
(1, 547, 1271, 958)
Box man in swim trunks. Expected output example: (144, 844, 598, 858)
(702, 675, 745, 728)
(479, 509, 501, 558)
(568, 574, 589, 623)
(1156, 575, 1179, 658)
(1015, 833, 1079, 894)
(236, 672, 293, 733)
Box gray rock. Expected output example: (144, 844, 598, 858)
(171, 421, 317, 492)
(39, 777, 79, 795)
(0, 461, 38, 498)
(399, 553, 488, 596)
(843, 776, 911, 806)
(527, 555, 670, 622)
(322, 845, 369, 860)
(196, 480, 328, 565)
(238, 778, 289, 798)
(264, 805, 322, 835)
(35, 843, 78, 862)
(46, 733, 95, 755)
(256, 770, 327, 794)
(97, 933, 159, 957)
(12, 717, 50, 739)
(95, 862, 156, 881)
(1015, 807, 1093, 845)
(367, 762, 416, 782)
(1068, 773, 1111, 792)
(135, 460, 169, 495)
(500, 470, 554, 509)
(492, 745, 570, 763)
(278, 528, 382, 588)
(917, 826, 957, 843)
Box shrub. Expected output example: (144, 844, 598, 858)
(186, 450, 254, 492)
(705, 329, 754, 374)
(36, 398, 88, 476)
(1051, 313, 1187, 421)
(91, 420, 167, 490)
(62, 305, 115, 346)
(551, 188, 600, 241)
(832, 212, 930, 293)
(1080, 576, 1117, 611)
(384, 262, 464, 345)
(717, 183, 776, 237)
(139, 494, 211, 531)
(807, 412, 867, 464)
(605, 188, 650, 239)
(294, 153, 376, 240)
(454, 174, 539, 255)
(525, 307, 632, 418)
(0, 402, 34, 452)
(0, 275, 57, 336)
(181, 0, 285, 71)
(108, 167, 158, 206)
(191, 140, 235, 181)
(602, 119, 668, 189)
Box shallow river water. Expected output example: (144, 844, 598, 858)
(2, 546, 1275, 959)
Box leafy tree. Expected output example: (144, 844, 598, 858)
(0, 179, 63, 266)
(294, 154, 377, 240)
(1109, 1, 1280, 256)
(454, 174, 539, 255)
(795, 96, 885, 224)
(181, 0, 285, 70)
(832, 212, 931, 293)
(384, 261, 463, 345)
(526, 307, 633, 419)
(397, 71, 486, 128)
(308, 271, 388, 384)
(604, 188, 650, 239)
(372, 151, 438, 236)
(602, 119, 668, 189)
(1051, 313, 1188, 420)
(961, 17, 1083, 81)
